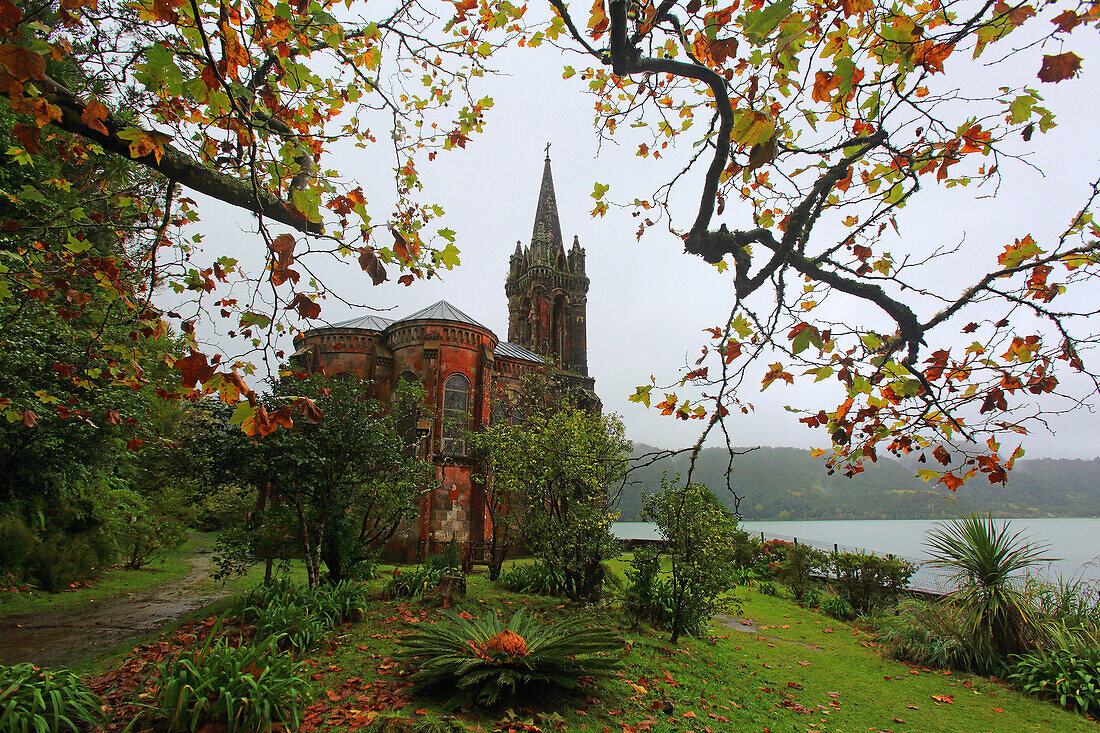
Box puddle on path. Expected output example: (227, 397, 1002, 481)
(714, 614, 825, 652)
(0, 551, 230, 668)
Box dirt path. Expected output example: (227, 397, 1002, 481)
(0, 550, 231, 669)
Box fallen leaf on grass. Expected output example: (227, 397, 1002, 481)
(993, 708, 1004, 712)
(906, 704, 919, 710)
(797, 661, 810, 666)
(931, 694, 954, 703)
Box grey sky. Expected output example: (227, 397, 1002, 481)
(186, 23, 1100, 460)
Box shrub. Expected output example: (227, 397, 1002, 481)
(496, 561, 568, 597)
(820, 592, 855, 620)
(363, 712, 469, 732)
(730, 529, 764, 571)
(426, 537, 462, 573)
(155, 636, 307, 733)
(874, 597, 1002, 675)
(926, 514, 1049, 657)
(636, 479, 741, 642)
(400, 610, 622, 708)
(830, 551, 917, 612)
(623, 551, 733, 638)
(239, 580, 367, 651)
(1009, 646, 1100, 716)
(384, 565, 444, 600)
(0, 664, 103, 733)
(796, 586, 823, 608)
(757, 580, 781, 596)
(0, 515, 35, 576)
(772, 543, 827, 599)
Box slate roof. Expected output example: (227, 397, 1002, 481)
(395, 300, 489, 330)
(494, 341, 543, 363)
(327, 314, 394, 331)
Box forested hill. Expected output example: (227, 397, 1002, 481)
(619, 445, 1100, 521)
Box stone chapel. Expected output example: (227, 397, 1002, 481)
(292, 152, 597, 560)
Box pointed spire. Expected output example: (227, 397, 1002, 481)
(513, 240, 523, 257)
(531, 148, 564, 251)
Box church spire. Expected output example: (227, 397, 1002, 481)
(531, 147, 564, 252)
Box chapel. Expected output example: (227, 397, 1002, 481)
(291, 153, 597, 560)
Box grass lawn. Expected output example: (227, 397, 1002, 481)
(0, 532, 215, 621)
(270, 561, 1088, 733)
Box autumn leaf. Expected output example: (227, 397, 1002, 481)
(914, 42, 954, 74)
(1050, 10, 1082, 33)
(1037, 52, 1082, 83)
(358, 246, 388, 285)
(286, 293, 322, 319)
(176, 351, 217, 388)
(11, 124, 42, 154)
(80, 98, 110, 135)
(116, 127, 173, 163)
(0, 44, 45, 81)
(931, 694, 954, 703)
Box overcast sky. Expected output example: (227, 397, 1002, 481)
(185, 18, 1100, 460)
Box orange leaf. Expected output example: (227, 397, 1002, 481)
(81, 98, 110, 135)
(931, 694, 954, 703)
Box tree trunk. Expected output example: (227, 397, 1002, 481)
(296, 501, 320, 587)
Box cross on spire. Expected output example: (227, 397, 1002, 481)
(544, 141, 551, 159)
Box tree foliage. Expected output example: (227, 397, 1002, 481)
(205, 373, 431, 586)
(473, 391, 630, 602)
(0, 0, 1097, 487)
(630, 477, 741, 642)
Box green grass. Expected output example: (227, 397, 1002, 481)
(287, 562, 1089, 733)
(0, 532, 213, 621)
(61, 554, 1095, 732)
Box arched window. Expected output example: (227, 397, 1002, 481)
(442, 373, 470, 456)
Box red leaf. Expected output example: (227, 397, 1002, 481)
(0, 44, 45, 82)
(286, 293, 321, 319)
(1037, 52, 1082, 83)
(126, 439, 144, 450)
(1050, 10, 1081, 33)
(931, 694, 954, 703)
(20, 410, 37, 427)
(12, 124, 42, 154)
(932, 445, 951, 465)
(176, 351, 217, 388)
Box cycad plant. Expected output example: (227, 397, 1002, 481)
(400, 610, 622, 708)
(925, 514, 1051, 657)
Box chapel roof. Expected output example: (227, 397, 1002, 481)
(327, 313, 394, 332)
(395, 300, 490, 330)
(493, 341, 543, 362)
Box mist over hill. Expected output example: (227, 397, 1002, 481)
(619, 444, 1100, 521)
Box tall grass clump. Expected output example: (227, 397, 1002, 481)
(155, 635, 307, 733)
(400, 610, 622, 708)
(0, 664, 103, 733)
(495, 561, 568, 597)
(238, 579, 367, 651)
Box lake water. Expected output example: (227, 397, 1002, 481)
(614, 518, 1100, 584)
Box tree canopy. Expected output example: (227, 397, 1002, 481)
(1, 0, 1097, 486)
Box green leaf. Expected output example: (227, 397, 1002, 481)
(742, 0, 794, 46)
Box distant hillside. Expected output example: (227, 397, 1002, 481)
(618, 445, 1100, 521)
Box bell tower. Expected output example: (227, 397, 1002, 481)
(506, 151, 591, 378)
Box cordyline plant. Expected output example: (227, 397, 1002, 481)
(399, 609, 623, 708)
(0, 0, 1097, 495)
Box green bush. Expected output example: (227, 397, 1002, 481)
(23, 536, 100, 592)
(874, 597, 1002, 675)
(0, 664, 103, 733)
(730, 529, 764, 572)
(155, 636, 307, 733)
(426, 537, 462, 573)
(771, 543, 827, 599)
(384, 565, 444, 599)
(820, 592, 855, 620)
(1009, 647, 1100, 716)
(238, 580, 367, 651)
(400, 609, 622, 708)
(496, 561, 568, 596)
(757, 580, 781, 596)
(796, 586, 823, 608)
(829, 551, 917, 612)
(0, 515, 35, 576)
(623, 552, 717, 638)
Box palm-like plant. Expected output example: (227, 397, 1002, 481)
(400, 610, 622, 708)
(925, 514, 1052, 657)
